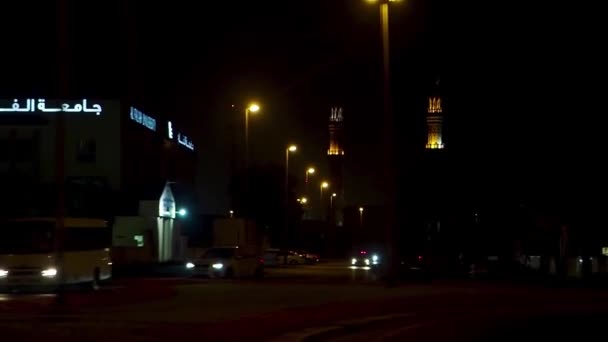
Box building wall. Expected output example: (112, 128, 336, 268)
(0, 99, 122, 189)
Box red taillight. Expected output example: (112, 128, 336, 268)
(258, 258, 264, 264)
(360, 250, 367, 255)
(418, 255, 423, 261)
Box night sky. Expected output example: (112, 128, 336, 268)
(1, 1, 602, 215)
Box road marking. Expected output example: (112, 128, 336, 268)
(373, 323, 422, 341)
(270, 313, 417, 342)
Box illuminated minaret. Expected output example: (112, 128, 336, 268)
(425, 85, 444, 150)
(327, 107, 344, 225)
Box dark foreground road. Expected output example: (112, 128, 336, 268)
(1, 263, 608, 341)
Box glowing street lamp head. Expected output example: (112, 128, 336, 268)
(332, 193, 337, 197)
(321, 182, 329, 189)
(248, 103, 260, 113)
(307, 167, 315, 174)
(359, 207, 364, 213)
(288, 145, 297, 152)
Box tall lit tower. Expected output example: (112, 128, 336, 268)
(425, 82, 444, 150)
(327, 107, 344, 225)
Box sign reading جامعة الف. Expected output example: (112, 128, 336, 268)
(0, 99, 102, 115)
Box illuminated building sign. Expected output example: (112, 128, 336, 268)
(0, 99, 102, 115)
(167, 121, 174, 139)
(167, 121, 194, 151)
(129, 107, 156, 131)
(177, 133, 194, 151)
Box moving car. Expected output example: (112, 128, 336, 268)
(350, 250, 381, 267)
(185, 247, 263, 278)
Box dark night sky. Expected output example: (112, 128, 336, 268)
(1, 1, 603, 215)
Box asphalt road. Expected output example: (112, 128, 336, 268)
(1, 262, 608, 341)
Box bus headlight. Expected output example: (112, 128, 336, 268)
(41, 268, 58, 277)
(186, 262, 195, 269)
(0, 269, 8, 278)
(212, 263, 223, 270)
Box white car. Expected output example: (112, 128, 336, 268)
(185, 247, 263, 278)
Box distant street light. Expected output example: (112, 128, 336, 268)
(229, 210, 234, 218)
(284, 144, 298, 248)
(359, 207, 364, 227)
(300, 197, 308, 204)
(330, 193, 337, 209)
(305, 167, 315, 196)
(245, 103, 261, 168)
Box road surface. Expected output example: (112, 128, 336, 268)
(1, 262, 607, 341)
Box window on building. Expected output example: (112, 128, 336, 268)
(76, 139, 96, 163)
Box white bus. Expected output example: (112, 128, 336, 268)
(0, 218, 112, 290)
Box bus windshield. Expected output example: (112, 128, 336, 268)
(0, 221, 55, 254)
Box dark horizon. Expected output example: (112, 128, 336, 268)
(1, 0, 599, 216)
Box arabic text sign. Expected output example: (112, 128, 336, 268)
(167, 121, 194, 151)
(0, 99, 103, 115)
(129, 107, 156, 131)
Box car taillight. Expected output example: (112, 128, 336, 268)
(418, 255, 423, 261)
(258, 258, 264, 264)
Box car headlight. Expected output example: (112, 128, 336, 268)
(351, 258, 357, 265)
(372, 255, 379, 262)
(186, 262, 195, 269)
(364, 259, 370, 265)
(0, 269, 8, 277)
(212, 263, 223, 270)
(41, 268, 58, 278)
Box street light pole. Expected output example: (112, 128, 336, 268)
(359, 207, 364, 228)
(367, 0, 399, 283)
(284, 145, 297, 248)
(244, 103, 260, 169)
(305, 167, 315, 197)
(320, 181, 329, 220)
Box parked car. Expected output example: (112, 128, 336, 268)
(298, 251, 320, 264)
(277, 250, 307, 265)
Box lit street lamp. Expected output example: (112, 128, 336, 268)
(229, 210, 234, 219)
(244, 103, 260, 168)
(320, 181, 329, 203)
(284, 144, 297, 248)
(359, 207, 364, 227)
(330, 193, 337, 209)
(300, 197, 308, 204)
(305, 167, 315, 195)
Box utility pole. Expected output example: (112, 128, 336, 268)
(379, 1, 397, 285)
